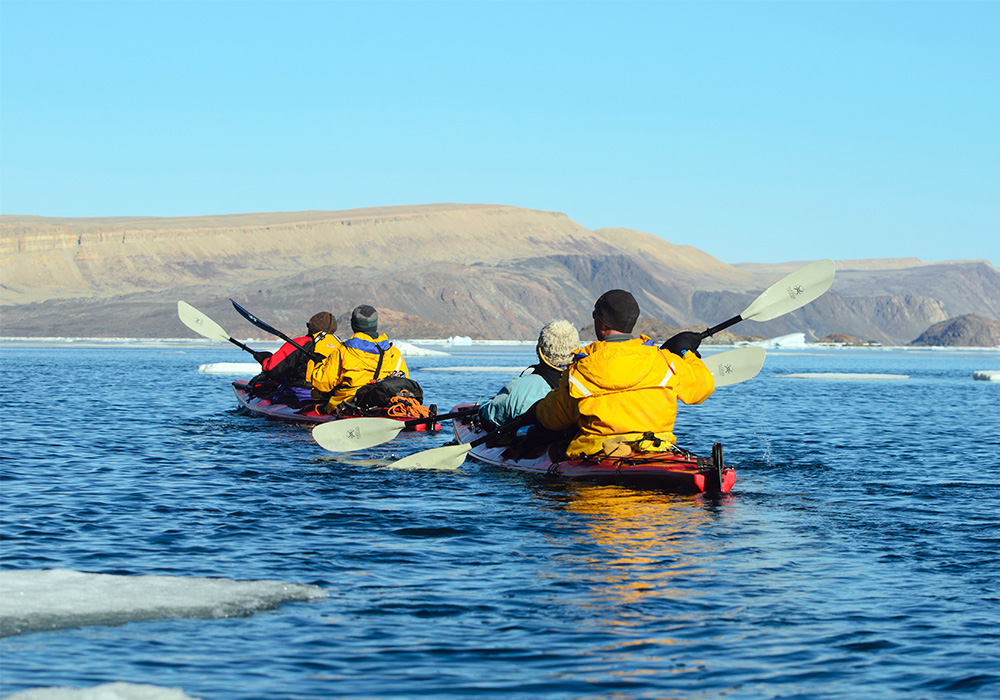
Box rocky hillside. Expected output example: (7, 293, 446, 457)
(910, 314, 1000, 347)
(2, 204, 998, 345)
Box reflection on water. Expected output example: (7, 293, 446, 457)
(540, 483, 733, 607)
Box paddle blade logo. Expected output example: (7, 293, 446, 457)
(787, 284, 805, 300)
(718, 363, 734, 376)
(347, 428, 360, 441)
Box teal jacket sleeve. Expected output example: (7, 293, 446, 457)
(479, 373, 552, 427)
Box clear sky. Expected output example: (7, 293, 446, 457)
(2, 1, 997, 266)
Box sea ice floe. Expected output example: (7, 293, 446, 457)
(973, 370, 1000, 381)
(775, 373, 909, 380)
(0, 569, 326, 637)
(4, 681, 202, 700)
(197, 362, 260, 374)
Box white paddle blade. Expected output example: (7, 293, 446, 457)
(177, 301, 231, 342)
(386, 443, 472, 471)
(706, 347, 766, 387)
(739, 259, 836, 322)
(312, 418, 405, 453)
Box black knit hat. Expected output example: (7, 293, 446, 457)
(307, 311, 337, 335)
(593, 289, 639, 333)
(351, 305, 379, 334)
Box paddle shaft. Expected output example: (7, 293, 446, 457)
(700, 315, 742, 340)
(227, 337, 257, 354)
(403, 406, 480, 429)
(469, 411, 535, 448)
(230, 299, 325, 362)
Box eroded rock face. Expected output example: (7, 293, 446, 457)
(910, 314, 1000, 347)
(2, 205, 998, 343)
(816, 333, 869, 346)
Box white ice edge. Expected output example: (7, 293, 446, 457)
(4, 682, 202, 700)
(775, 373, 910, 380)
(0, 569, 326, 638)
(198, 362, 260, 374)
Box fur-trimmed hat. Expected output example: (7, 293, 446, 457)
(593, 289, 639, 333)
(537, 320, 580, 369)
(307, 311, 337, 336)
(351, 305, 379, 334)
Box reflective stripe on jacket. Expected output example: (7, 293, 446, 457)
(535, 336, 715, 459)
(310, 332, 409, 410)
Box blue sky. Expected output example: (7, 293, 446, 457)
(2, 1, 997, 265)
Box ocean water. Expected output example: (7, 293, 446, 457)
(1, 343, 999, 699)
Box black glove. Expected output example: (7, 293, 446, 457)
(252, 350, 273, 365)
(661, 331, 702, 358)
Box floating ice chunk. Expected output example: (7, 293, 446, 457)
(197, 362, 260, 374)
(973, 370, 1000, 381)
(392, 341, 450, 357)
(776, 373, 909, 380)
(754, 333, 809, 349)
(446, 335, 473, 346)
(4, 682, 202, 699)
(0, 569, 326, 637)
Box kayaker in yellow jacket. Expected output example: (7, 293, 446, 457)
(533, 289, 715, 459)
(310, 305, 410, 413)
(253, 311, 341, 388)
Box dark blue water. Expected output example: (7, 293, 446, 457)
(2, 344, 999, 698)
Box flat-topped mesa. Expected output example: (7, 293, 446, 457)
(0, 204, 626, 300)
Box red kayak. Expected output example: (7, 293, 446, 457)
(451, 403, 736, 493)
(232, 380, 441, 431)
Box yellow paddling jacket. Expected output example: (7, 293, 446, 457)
(304, 333, 342, 385)
(310, 332, 409, 412)
(534, 336, 715, 459)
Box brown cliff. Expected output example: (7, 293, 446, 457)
(2, 204, 998, 344)
(909, 314, 1000, 347)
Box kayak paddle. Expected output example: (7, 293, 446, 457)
(229, 298, 326, 362)
(312, 406, 481, 453)
(177, 301, 259, 355)
(703, 346, 766, 387)
(701, 258, 836, 339)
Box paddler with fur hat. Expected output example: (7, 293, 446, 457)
(310, 304, 411, 413)
(479, 320, 581, 427)
(530, 290, 715, 459)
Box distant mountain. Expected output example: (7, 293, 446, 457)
(2, 204, 998, 345)
(910, 314, 1000, 347)
(816, 333, 874, 346)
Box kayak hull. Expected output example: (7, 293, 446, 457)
(233, 380, 441, 431)
(451, 403, 736, 493)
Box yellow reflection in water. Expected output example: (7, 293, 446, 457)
(548, 484, 732, 608)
